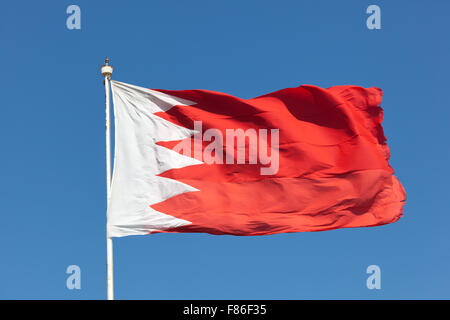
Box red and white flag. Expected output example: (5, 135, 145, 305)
(107, 80, 405, 237)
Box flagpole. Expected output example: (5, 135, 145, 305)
(101, 57, 114, 300)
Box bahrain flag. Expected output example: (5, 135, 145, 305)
(107, 80, 405, 237)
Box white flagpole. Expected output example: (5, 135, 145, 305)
(101, 57, 114, 300)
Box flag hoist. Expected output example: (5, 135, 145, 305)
(101, 57, 114, 300)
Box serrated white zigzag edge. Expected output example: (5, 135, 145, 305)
(107, 80, 202, 237)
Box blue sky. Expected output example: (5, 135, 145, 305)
(0, 0, 449, 299)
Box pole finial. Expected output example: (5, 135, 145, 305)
(101, 57, 113, 79)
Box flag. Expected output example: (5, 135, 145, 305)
(107, 80, 405, 237)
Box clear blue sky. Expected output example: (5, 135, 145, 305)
(1, 0, 449, 299)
